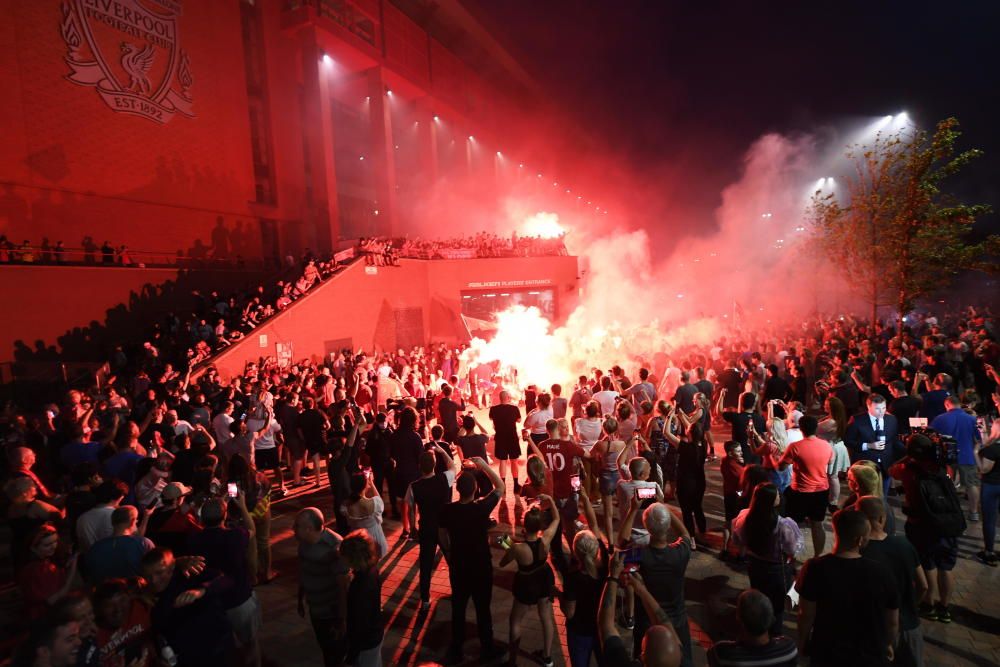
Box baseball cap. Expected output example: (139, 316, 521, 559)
(162, 482, 193, 501)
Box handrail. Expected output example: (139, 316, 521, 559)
(0, 244, 268, 270)
(190, 254, 363, 375)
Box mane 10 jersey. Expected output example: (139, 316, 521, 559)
(536, 438, 586, 499)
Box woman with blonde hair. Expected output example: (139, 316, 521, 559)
(560, 483, 610, 667)
(749, 400, 791, 494)
(590, 417, 628, 540)
(563, 529, 607, 667)
(842, 461, 895, 535)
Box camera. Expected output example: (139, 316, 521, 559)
(906, 427, 957, 466)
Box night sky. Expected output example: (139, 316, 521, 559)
(468, 1, 1000, 236)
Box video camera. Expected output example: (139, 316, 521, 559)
(905, 427, 958, 466)
(385, 397, 426, 412)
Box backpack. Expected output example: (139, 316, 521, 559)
(914, 466, 967, 537)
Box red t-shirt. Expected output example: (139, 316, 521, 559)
(720, 455, 744, 496)
(96, 598, 153, 667)
(777, 435, 833, 493)
(17, 560, 66, 620)
(536, 438, 585, 498)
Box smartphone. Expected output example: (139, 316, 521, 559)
(227, 482, 238, 498)
(239, 413, 247, 421)
(570, 475, 581, 492)
(615, 546, 642, 565)
(635, 486, 656, 500)
(363, 467, 373, 480)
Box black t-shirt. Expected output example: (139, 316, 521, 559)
(673, 384, 698, 412)
(276, 403, 301, 438)
(677, 438, 706, 472)
(889, 395, 921, 435)
(363, 425, 393, 464)
(438, 398, 464, 435)
(424, 440, 455, 474)
(861, 536, 921, 631)
(718, 369, 744, 408)
(389, 430, 423, 484)
(187, 526, 253, 608)
(980, 443, 1000, 485)
(763, 376, 791, 402)
(456, 433, 489, 459)
(299, 409, 328, 444)
(346, 567, 383, 659)
(489, 403, 522, 447)
(797, 554, 899, 666)
(410, 471, 453, 538)
(564, 552, 606, 637)
(637, 539, 691, 626)
(439, 491, 501, 577)
(694, 379, 714, 401)
(722, 411, 766, 464)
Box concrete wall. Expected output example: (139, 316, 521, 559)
(208, 255, 579, 379)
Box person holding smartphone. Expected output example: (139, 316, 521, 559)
(499, 496, 560, 667)
(527, 418, 587, 577)
(590, 418, 628, 543)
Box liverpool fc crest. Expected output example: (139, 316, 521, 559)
(61, 0, 194, 124)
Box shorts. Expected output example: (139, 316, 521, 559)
(494, 438, 523, 461)
(530, 433, 548, 446)
(599, 469, 621, 496)
(284, 435, 306, 458)
(957, 464, 980, 488)
(306, 439, 328, 457)
(255, 447, 280, 471)
(784, 488, 828, 523)
(905, 522, 958, 571)
(723, 493, 741, 523)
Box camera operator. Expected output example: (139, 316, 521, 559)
(890, 432, 966, 623)
(931, 396, 983, 522)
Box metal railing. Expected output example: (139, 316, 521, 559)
(283, 0, 377, 46)
(0, 244, 268, 270)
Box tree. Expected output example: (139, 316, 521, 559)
(809, 117, 996, 330)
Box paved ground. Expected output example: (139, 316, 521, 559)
(256, 425, 1000, 667)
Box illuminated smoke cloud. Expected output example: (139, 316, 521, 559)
(460, 122, 879, 389)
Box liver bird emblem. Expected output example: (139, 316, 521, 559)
(120, 42, 154, 95)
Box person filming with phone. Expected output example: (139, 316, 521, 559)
(528, 419, 588, 576)
(498, 496, 560, 667)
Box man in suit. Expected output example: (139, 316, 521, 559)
(845, 394, 904, 495)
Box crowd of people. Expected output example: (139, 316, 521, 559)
(0, 237, 135, 267)
(102, 254, 349, 372)
(356, 232, 568, 264)
(1, 304, 998, 667)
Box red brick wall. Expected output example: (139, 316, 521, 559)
(0, 0, 258, 257)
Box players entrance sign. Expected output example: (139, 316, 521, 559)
(61, 0, 194, 123)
